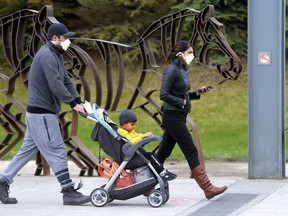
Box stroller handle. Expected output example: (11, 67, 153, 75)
(79, 112, 88, 118)
(91, 103, 120, 140)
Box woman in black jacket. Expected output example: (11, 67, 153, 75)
(156, 40, 227, 199)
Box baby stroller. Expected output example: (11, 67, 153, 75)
(82, 102, 170, 208)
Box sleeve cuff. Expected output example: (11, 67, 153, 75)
(190, 92, 201, 100)
(69, 100, 77, 108)
(75, 97, 83, 104)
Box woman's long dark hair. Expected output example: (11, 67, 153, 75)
(169, 40, 192, 61)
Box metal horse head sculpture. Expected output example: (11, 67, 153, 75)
(0, 5, 242, 176)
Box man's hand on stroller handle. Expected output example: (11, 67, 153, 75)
(78, 100, 96, 118)
(73, 104, 85, 113)
(73, 104, 87, 118)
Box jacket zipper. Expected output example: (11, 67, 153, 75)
(43, 116, 51, 141)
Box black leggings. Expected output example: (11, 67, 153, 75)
(156, 110, 200, 170)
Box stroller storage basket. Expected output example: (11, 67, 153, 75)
(110, 177, 158, 200)
(132, 165, 154, 183)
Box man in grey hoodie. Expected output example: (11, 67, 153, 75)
(0, 23, 90, 205)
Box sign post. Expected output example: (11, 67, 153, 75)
(248, 0, 286, 178)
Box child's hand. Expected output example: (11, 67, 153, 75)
(143, 132, 153, 138)
(146, 132, 153, 137)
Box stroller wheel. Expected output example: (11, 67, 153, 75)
(163, 191, 170, 204)
(100, 184, 114, 203)
(156, 188, 169, 204)
(147, 190, 164, 208)
(90, 188, 109, 207)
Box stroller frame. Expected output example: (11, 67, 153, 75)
(83, 103, 170, 208)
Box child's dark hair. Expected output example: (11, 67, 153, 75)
(169, 40, 192, 61)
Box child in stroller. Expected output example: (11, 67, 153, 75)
(84, 103, 172, 208)
(117, 109, 176, 181)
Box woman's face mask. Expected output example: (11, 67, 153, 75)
(184, 53, 195, 65)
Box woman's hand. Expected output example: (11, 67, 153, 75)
(196, 86, 212, 96)
(182, 99, 186, 108)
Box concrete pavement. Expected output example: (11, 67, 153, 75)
(0, 160, 287, 216)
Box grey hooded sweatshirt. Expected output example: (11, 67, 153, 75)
(27, 41, 80, 114)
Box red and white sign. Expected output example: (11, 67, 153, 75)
(258, 52, 271, 65)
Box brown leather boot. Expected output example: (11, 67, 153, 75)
(191, 165, 227, 199)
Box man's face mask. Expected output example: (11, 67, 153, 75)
(59, 38, 71, 51)
(184, 53, 195, 65)
(56, 37, 71, 51)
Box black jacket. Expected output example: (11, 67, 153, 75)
(160, 58, 200, 113)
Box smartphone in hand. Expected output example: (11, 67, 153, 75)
(197, 86, 213, 93)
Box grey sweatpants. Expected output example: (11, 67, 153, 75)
(0, 112, 73, 187)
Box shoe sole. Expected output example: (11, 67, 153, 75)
(205, 186, 228, 199)
(63, 198, 91, 205)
